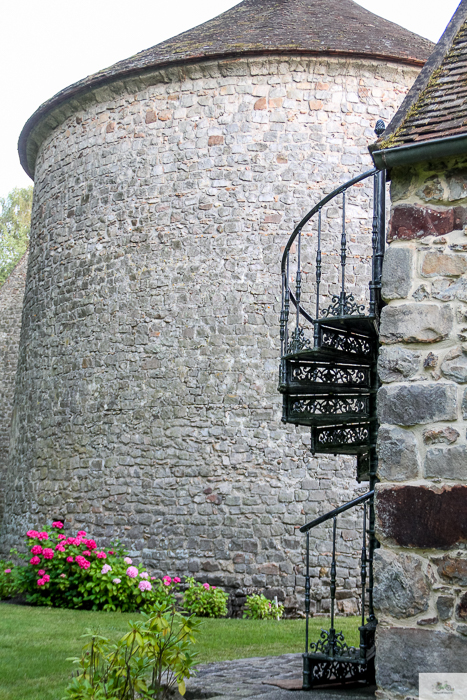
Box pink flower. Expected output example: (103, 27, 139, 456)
(42, 548, 54, 560)
(82, 550, 91, 556)
(139, 572, 149, 579)
(203, 583, 210, 590)
(101, 564, 112, 574)
(4, 569, 11, 574)
(66, 556, 74, 563)
(31, 545, 43, 555)
(113, 578, 121, 584)
(108, 550, 114, 555)
(163, 576, 172, 584)
(126, 566, 138, 578)
(66, 537, 75, 545)
(52, 521, 64, 528)
(43, 574, 50, 582)
(96, 551, 106, 559)
(60, 573, 66, 578)
(151, 576, 156, 580)
(37, 578, 46, 586)
(58, 534, 66, 540)
(163, 579, 170, 587)
(173, 577, 181, 583)
(124, 557, 132, 565)
(74, 537, 84, 546)
(139, 580, 152, 592)
(212, 586, 216, 589)
(30, 556, 41, 565)
(77, 530, 87, 536)
(38, 569, 45, 575)
(85, 539, 97, 550)
(37, 532, 49, 541)
(75, 555, 90, 570)
(55, 544, 66, 552)
(27, 530, 39, 538)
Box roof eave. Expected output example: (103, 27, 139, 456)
(371, 132, 467, 169)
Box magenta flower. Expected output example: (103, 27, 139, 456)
(163, 576, 172, 584)
(101, 564, 112, 574)
(55, 544, 66, 552)
(43, 574, 50, 582)
(37, 578, 46, 586)
(77, 530, 87, 536)
(124, 557, 132, 565)
(113, 578, 121, 584)
(108, 549, 114, 555)
(203, 583, 210, 590)
(82, 550, 91, 556)
(66, 537, 75, 545)
(27, 530, 39, 538)
(139, 580, 152, 592)
(151, 576, 156, 580)
(139, 572, 149, 579)
(163, 579, 170, 587)
(52, 521, 64, 528)
(173, 577, 181, 583)
(60, 573, 66, 578)
(126, 566, 138, 578)
(4, 569, 11, 574)
(37, 532, 49, 541)
(75, 555, 90, 570)
(42, 548, 54, 560)
(58, 534, 66, 540)
(30, 556, 41, 565)
(96, 551, 106, 559)
(38, 569, 45, 575)
(31, 545, 43, 555)
(85, 539, 97, 550)
(66, 556, 74, 563)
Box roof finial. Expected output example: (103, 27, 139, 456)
(375, 119, 386, 137)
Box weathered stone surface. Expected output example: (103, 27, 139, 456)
(376, 628, 467, 695)
(422, 251, 467, 277)
(446, 168, 467, 201)
(416, 176, 444, 203)
(378, 383, 457, 426)
(379, 303, 453, 344)
(437, 595, 455, 621)
(425, 445, 467, 481)
(377, 346, 420, 383)
(388, 204, 467, 241)
(423, 426, 459, 445)
(435, 555, 467, 586)
(376, 425, 419, 481)
(431, 277, 467, 301)
(373, 549, 429, 618)
(456, 592, 467, 621)
(462, 387, 467, 419)
(381, 247, 412, 300)
(423, 351, 437, 368)
(377, 485, 467, 548)
(412, 283, 430, 300)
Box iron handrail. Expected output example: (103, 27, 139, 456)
(299, 490, 374, 533)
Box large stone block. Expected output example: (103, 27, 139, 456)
(435, 555, 467, 586)
(387, 203, 467, 241)
(421, 251, 467, 277)
(376, 627, 467, 696)
(381, 247, 412, 300)
(377, 346, 420, 383)
(377, 484, 467, 548)
(376, 425, 419, 481)
(380, 303, 453, 344)
(425, 445, 467, 481)
(441, 350, 467, 383)
(378, 383, 457, 426)
(373, 549, 429, 618)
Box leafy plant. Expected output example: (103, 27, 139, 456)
(182, 578, 228, 618)
(0, 186, 33, 286)
(243, 594, 284, 620)
(0, 559, 19, 599)
(63, 604, 200, 699)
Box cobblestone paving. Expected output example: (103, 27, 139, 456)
(183, 654, 376, 699)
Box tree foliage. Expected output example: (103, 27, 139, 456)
(0, 186, 33, 286)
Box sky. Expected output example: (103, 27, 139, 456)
(0, 0, 461, 201)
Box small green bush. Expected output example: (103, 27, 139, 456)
(63, 603, 200, 699)
(0, 559, 19, 599)
(182, 577, 228, 618)
(243, 593, 284, 620)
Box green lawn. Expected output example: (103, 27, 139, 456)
(0, 604, 360, 700)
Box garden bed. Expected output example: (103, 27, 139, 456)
(0, 603, 360, 700)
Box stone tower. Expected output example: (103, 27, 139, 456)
(1, 0, 432, 610)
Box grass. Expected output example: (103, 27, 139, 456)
(0, 603, 360, 700)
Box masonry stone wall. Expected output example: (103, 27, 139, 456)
(0, 55, 418, 612)
(375, 156, 467, 699)
(0, 253, 28, 523)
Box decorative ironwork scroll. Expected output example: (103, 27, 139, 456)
(321, 293, 366, 319)
(320, 328, 372, 357)
(291, 396, 368, 417)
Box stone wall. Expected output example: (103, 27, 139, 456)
(0, 55, 419, 612)
(375, 156, 467, 699)
(0, 253, 28, 522)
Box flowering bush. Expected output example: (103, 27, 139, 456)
(243, 593, 284, 620)
(0, 560, 19, 599)
(14, 523, 181, 612)
(182, 577, 228, 618)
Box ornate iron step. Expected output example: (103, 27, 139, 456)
(284, 392, 371, 428)
(280, 359, 372, 395)
(310, 423, 373, 455)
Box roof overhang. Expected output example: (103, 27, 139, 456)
(371, 133, 467, 170)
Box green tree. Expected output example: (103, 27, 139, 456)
(0, 186, 33, 286)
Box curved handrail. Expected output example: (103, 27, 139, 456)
(281, 168, 378, 275)
(299, 490, 374, 533)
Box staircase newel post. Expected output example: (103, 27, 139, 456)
(329, 516, 338, 658)
(338, 191, 347, 316)
(374, 169, 386, 313)
(314, 209, 322, 348)
(359, 502, 368, 659)
(303, 531, 311, 690)
(369, 172, 379, 317)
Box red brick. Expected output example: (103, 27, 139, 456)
(208, 135, 224, 146)
(388, 204, 467, 241)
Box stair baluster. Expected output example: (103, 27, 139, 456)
(313, 209, 322, 348)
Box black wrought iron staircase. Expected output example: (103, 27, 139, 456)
(278, 122, 387, 689)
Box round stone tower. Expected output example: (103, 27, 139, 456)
(2, 0, 432, 611)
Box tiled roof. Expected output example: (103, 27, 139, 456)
(374, 1, 467, 150)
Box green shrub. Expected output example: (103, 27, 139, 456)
(0, 559, 19, 599)
(14, 522, 181, 612)
(182, 577, 228, 618)
(243, 594, 284, 620)
(63, 603, 200, 699)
